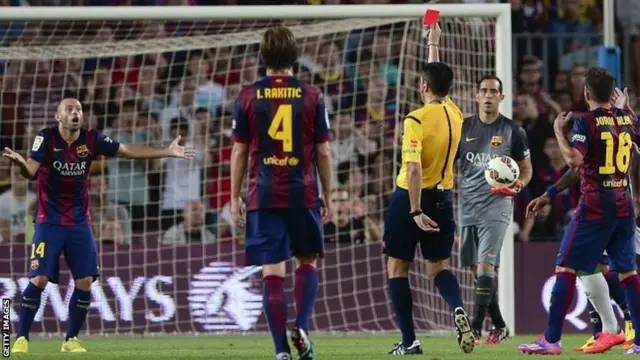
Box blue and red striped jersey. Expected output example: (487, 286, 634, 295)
(29, 127, 121, 225)
(231, 75, 331, 211)
(570, 107, 638, 220)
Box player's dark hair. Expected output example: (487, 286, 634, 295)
(477, 75, 503, 94)
(584, 67, 616, 103)
(422, 62, 453, 97)
(260, 26, 298, 72)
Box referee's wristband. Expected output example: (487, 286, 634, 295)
(409, 210, 422, 217)
(545, 186, 559, 198)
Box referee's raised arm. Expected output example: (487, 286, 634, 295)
(426, 23, 441, 63)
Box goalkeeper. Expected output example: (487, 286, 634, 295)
(457, 75, 532, 345)
(382, 23, 474, 356)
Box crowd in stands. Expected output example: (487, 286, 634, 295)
(0, 0, 635, 246)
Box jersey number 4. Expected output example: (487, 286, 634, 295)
(268, 104, 293, 152)
(599, 131, 632, 174)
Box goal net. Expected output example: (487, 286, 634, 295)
(0, 6, 509, 336)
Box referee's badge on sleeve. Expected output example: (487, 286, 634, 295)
(32, 136, 43, 151)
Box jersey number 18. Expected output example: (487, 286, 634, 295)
(599, 131, 632, 175)
(268, 104, 293, 152)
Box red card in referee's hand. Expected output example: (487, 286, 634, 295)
(423, 9, 440, 25)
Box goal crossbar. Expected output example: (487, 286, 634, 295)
(0, 4, 510, 21)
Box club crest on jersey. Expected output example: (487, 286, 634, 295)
(30, 259, 39, 270)
(76, 144, 89, 158)
(491, 135, 503, 147)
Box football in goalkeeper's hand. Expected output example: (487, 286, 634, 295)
(485, 156, 520, 188)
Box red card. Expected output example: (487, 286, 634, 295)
(423, 9, 440, 25)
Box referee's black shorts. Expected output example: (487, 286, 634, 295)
(382, 188, 455, 262)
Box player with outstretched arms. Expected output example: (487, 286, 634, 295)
(383, 23, 474, 356)
(457, 75, 532, 344)
(229, 26, 333, 360)
(5, 98, 194, 353)
(527, 87, 637, 353)
(519, 68, 640, 355)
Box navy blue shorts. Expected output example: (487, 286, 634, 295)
(28, 223, 99, 284)
(557, 203, 637, 273)
(244, 208, 324, 266)
(383, 188, 455, 262)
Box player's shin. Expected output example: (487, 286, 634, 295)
(581, 273, 619, 334)
(433, 268, 464, 310)
(544, 272, 577, 343)
(264, 275, 290, 354)
(294, 263, 318, 333)
(487, 278, 506, 329)
(17, 282, 45, 340)
(586, 301, 603, 336)
(605, 270, 632, 321)
(471, 269, 495, 331)
(65, 287, 92, 341)
(388, 277, 416, 347)
(620, 273, 640, 346)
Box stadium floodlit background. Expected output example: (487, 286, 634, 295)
(0, 0, 637, 346)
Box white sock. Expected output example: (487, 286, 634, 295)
(580, 273, 618, 334)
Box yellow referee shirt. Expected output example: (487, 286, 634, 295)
(396, 97, 463, 190)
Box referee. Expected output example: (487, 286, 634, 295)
(457, 75, 532, 344)
(382, 23, 475, 355)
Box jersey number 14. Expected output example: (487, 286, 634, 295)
(599, 131, 632, 175)
(268, 104, 293, 152)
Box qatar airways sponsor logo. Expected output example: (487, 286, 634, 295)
(0, 264, 263, 331)
(540, 275, 624, 330)
(53, 161, 87, 176)
(0, 276, 175, 323)
(465, 152, 500, 168)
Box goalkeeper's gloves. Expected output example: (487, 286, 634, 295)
(491, 179, 523, 197)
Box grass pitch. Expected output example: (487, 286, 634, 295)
(7, 334, 633, 359)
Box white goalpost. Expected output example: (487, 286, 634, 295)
(0, 4, 514, 336)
